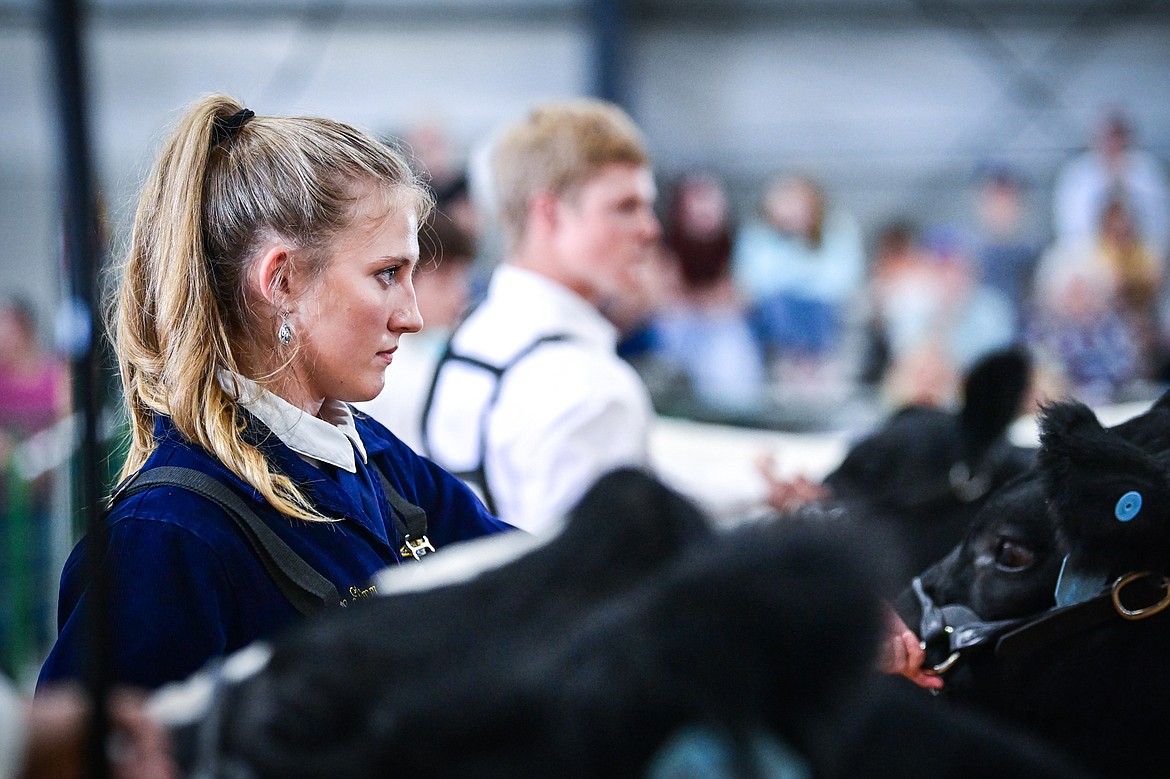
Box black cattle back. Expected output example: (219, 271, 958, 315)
(823, 347, 1035, 574)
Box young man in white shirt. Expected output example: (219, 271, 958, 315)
(422, 100, 662, 533)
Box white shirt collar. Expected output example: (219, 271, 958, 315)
(217, 371, 367, 473)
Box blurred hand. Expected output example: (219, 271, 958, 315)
(23, 685, 178, 779)
(107, 689, 179, 779)
(877, 605, 944, 691)
(755, 452, 829, 514)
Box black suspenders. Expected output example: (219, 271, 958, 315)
(109, 463, 431, 616)
(420, 332, 571, 517)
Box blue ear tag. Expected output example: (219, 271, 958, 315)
(1115, 491, 1142, 522)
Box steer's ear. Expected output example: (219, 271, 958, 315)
(1111, 387, 1170, 453)
(959, 346, 1032, 462)
(1038, 399, 1170, 573)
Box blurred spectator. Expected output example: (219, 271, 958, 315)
(856, 221, 916, 387)
(405, 118, 461, 196)
(664, 171, 736, 293)
(1096, 195, 1162, 349)
(403, 119, 486, 255)
(1027, 256, 1142, 405)
(357, 212, 476, 452)
(1053, 108, 1169, 264)
(868, 225, 1015, 406)
(970, 165, 1042, 336)
(0, 298, 69, 674)
(640, 172, 766, 416)
(0, 299, 69, 444)
(1028, 193, 1159, 403)
(432, 171, 482, 250)
(732, 174, 865, 384)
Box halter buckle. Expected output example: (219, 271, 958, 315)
(1111, 571, 1170, 620)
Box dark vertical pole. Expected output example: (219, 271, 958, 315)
(43, 0, 109, 777)
(589, 0, 628, 106)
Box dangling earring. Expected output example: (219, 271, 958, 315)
(278, 311, 293, 346)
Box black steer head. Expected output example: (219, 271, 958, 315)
(911, 472, 1062, 624)
(897, 388, 1170, 678)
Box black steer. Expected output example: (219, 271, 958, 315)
(894, 390, 1170, 777)
(815, 347, 1035, 575)
(155, 468, 1091, 779)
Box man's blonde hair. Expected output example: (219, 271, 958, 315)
(492, 99, 648, 250)
(113, 93, 431, 522)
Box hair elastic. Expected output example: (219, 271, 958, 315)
(212, 108, 255, 147)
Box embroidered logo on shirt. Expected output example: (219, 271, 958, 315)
(339, 583, 378, 607)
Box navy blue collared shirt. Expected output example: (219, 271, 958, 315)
(38, 412, 512, 690)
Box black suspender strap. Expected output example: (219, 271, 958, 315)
(116, 466, 340, 616)
(419, 331, 572, 516)
(375, 470, 434, 561)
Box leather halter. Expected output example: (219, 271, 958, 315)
(911, 577, 1024, 675)
(911, 568, 1170, 676)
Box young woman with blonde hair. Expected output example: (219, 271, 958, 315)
(38, 95, 510, 690)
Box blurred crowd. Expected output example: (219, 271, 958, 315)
(401, 106, 1170, 430)
(630, 108, 1170, 424)
(0, 298, 70, 679)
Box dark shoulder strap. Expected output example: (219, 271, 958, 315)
(117, 466, 339, 616)
(374, 468, 434, 561)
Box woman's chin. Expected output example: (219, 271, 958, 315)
(349, 377, 386, 404)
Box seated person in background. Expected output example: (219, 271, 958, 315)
(732, 173, 866, 385)
(422, 99, 661, 533)
(357, 212, 476, 452)
(1027, 224, 1149, 405)
(1053, 108, 1169, 265)
(643, 172, 767, 417)
(969, 165, 1042, 338)
(0, 298, 70, 445)
(870, 225, 1015, 407)
(38, 95, 510, 691)
(0, 298, 72, 666)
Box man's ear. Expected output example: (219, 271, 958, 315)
(529, 191, 561, 235)
(250, 244, 294, 308)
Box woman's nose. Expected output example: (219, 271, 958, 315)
(392, 295, 424, 334)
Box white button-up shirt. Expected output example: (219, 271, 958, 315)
(424, 265, 654, 533)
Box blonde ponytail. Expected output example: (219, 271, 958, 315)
(112, 94, 430, 521)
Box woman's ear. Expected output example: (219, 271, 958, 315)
(251, 244, 293, 308)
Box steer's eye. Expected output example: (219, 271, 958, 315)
(994, 537, 1035, 571)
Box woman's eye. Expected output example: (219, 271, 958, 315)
(378, 266, 400, 283)
(994, 537, 1035, 571)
